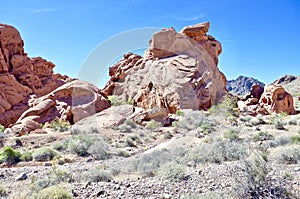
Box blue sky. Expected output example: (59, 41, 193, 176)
(1, 0, 299, 86)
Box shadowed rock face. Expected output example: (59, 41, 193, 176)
(103, 22, 227, 113)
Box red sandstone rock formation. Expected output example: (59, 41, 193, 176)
(103, 22, 227, 113)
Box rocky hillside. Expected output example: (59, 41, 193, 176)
(227, 75, 265, 96)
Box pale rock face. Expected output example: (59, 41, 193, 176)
(103, 22, 227, 113)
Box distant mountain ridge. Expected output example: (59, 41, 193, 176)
(227, 75, 265, 96)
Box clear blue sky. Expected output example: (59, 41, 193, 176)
(1, 0, 299, 85)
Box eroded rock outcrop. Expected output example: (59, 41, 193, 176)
(0, 24, 68, 127)
(7, 80, 110, 135)
(238, 84, 296, 115)
(103, 22, 227, 113)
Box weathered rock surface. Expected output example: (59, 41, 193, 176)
(227, 75, 265, 96)
(0, 24, 66, 127)
(103, 22, 227, 113)
(259, 84, 296, 115)
(74, 105, 134, 131)
(238, 84, 296, 115)
(8, 80, 110, 135)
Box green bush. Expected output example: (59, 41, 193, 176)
(208, 95, 238, 117)
(223, 128, 240, 141)
(116, 150, 130, 157)
(145, 120, 162, 130)
(20, 151, 33, 162)
(0, 184, 7, 197)
(157, 162, 186, 180)
(253, 131, 274, 142)
(290, 135, 300, 144)
(197, 122, 215, 137)
(49, 120, 70, 132)
(108, 95, 125, 106)
(175, 109, 184, 116)
(0, 146, 21, 164)
(32, 147, 58, 162)
(33, 184, 73, 199)
(0, 125, 4, 133)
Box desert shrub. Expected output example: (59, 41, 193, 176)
(82, 168, 112, 182)
(290, 135, 300, 144)
(129, 150, 173, 174)
(116, 150, 130, 157)
(234, 152, 290, 199)
(33, 184, 73, 199)
(31, 166, 73, 192)
(186, 140, 248, 164)
(87, 140, 111, 160)
(145, 120, 162, 130)
(250, 117, 266, 126)
(0, 125, 4, 133)
(51, 140, 68, 151)
(260, 136, 291, 150)
(197, 121, 215, 136)
(253, 131, 274, 142)
(32, 147, 58, 162)
(0, 146, 21, 164)
(118, 119, 138, 133)
(272, 115, 286, 130)
(0, 184, 7, 197)
(208, 95, 239, 117)
(163, 131, 173, 139)
(240, 116, 252, 122)
(107, 95, 124, 106)
(20, 151, 33, 162)
(125, 134, 142, 147)
(288, 119, 298, 125)
(274, 145, 300, 164)
(49, 120, 70, 132)
(175, 111, 209, 130)
(157, 162, 186, 180)
(67, 134, 102, 156)
(223, 127, 240, 141)
(175, 109, 184, 116)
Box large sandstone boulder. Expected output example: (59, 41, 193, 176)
(103, 22, 227, 113)
(16, 80, 110, 125)
(0, 24, 66, 127)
